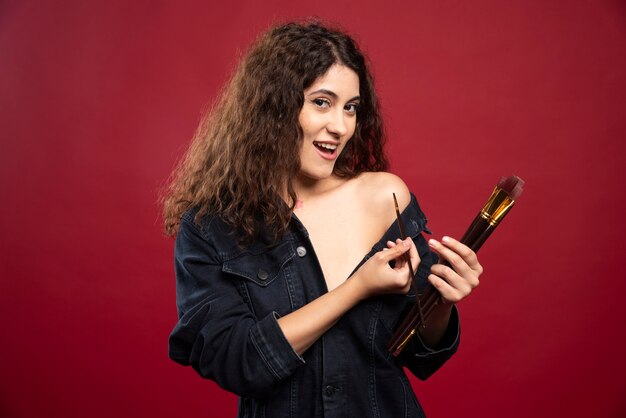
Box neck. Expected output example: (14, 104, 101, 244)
(292, 173, 344, 202)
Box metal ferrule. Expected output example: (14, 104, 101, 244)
(393, 328, 416, 356)
(479, 187, 516, 226)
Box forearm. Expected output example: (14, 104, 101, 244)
(277, 277, 365, 355)
(417, 301, 453, 348)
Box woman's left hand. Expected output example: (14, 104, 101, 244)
(386, 235, 482, 347)
(426, 236, 482, 303)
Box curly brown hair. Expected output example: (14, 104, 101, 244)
(162, 21, 388, 242)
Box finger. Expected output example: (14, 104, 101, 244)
(427, 273, 465, 303)
(440, 236, 483, 275)
(406, 238, 421, 270)
(391, 239, 407, 269)
(377, 238, 411, 263)
(428, 238, 475, 279)
(430, 263, 476, 293)
(428, 264, 475, 303)
(392, 238, 420, 273)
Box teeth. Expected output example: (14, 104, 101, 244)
(314, 142, 338, 150)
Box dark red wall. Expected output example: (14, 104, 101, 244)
(2, 1, 625, 417)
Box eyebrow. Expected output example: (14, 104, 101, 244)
(306, 89, 361, 102)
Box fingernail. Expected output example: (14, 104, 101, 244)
(429, 239, 438, 247)
(442, 236, 451, 243)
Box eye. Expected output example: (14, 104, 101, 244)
(312, 98, 331, 108)
(344, 102, 359, 115)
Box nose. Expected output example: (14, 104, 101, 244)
(325, 108, 349, 138)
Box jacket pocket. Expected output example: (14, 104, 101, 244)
(222, 240, 296, 318)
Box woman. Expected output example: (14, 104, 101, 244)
(163, 21, 482, 417)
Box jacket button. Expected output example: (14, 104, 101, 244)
(296, 246, 307, 257)
(257, 269, 269, 281)
(325, 385, 335, 396)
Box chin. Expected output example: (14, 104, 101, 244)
(299, 166, 336, 181)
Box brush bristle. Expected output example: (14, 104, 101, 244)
(498, 175, 525, 200)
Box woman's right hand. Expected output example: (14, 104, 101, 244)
(352, 237, 420, 300)
(276, 237, 420, 355)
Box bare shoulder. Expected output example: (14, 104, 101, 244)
(356, 171, 412, 215)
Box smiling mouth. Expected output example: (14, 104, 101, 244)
(313, 141, 338, 154)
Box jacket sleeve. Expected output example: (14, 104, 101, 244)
(399, 229, 461, 380)
(168, 216, 305, 398)
(399, 303, 460, 380)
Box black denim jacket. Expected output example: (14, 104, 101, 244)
(169, 193, 460, 418)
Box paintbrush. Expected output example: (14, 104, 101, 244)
(387, 175, 525, 356)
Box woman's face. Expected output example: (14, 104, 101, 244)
(298, 64, 360, 181)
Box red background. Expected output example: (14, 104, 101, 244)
(1, 1, 625, 417)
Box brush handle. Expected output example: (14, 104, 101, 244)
(461, 214, 495, 252)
